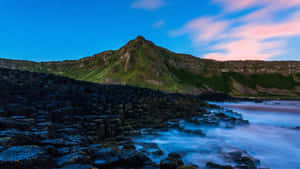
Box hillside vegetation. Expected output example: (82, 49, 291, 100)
(1, 36, 300, 98)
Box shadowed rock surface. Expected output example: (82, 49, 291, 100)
(0, 68, 255, 169)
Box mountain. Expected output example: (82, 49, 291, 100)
(1, 36, 300, 98)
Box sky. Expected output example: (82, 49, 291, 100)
(0, 0, 300, 61)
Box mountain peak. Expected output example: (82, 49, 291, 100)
(135, 35, 146, 41)
(121, 36, 154, 52)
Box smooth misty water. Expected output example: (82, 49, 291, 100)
(134, 101, 300, 169)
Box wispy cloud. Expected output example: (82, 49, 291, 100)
(170, 17, 230, 42)
(214, 0, 261, 12)
(231, 17, 300, 40)
(216, 0, 300, 12)
(171, 0, 300, 61)
(131, 0, 165, 10)
(153, 20, 165, 28)
(204, 40, 286, 61)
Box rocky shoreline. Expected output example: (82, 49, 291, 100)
(0, 68, 263, 169)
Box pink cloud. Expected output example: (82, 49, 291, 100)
(171, 0, 300, 61)
(170, 17, 230, 42)
(216, 0, 300, 12)
(204, 40, 285, 61)
(131, 0, 165, 10)
(215, 0, 261, 11)
(232, 15, 300, 39)
(204, 15, 299, 61)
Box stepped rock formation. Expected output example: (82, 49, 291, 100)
(0, 68, 252, 169)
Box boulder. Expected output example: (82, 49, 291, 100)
(160, 153, 184, 169)
(118, 150, 151, 166)
(225, 150, 259, 169)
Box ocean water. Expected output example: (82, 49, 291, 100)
(134, 101, 300, 169)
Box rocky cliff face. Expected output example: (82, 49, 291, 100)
(0, 36, 299, 98)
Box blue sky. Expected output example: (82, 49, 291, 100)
(0, 0, 299, 61)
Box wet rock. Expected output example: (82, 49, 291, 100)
(224, 150, 260, 169)
(198, 92, 236, 102)
(181, 129, 205, 136)
(93, 147, 120, 167)
(152, 149, 164, 156)
(140, 165, 160, 169)
(138, 142, 160, 149)
(0, 117, 27, 129)
(94, 157, 120, 167)
(8, 134, 41, 146)
(206, 162, 234, 169)
(138, 142, 164, 156)
(56, 152, 90, 167)
(177, 165, 198, 169)
(121, 142, 136, 150)
(96, 124, 106, 139)
(44, 145, 59, 156)
(47, 123, 58, 138)
(93, 148, 151, 168)
(93, 147, 118, 157)
(56, 164, 96, 169)
(41, 138, 65, 147)
(88, 144, 102, 151)
(64, 135, 88, 146)
(160, 153, 184, 169)
(57, 147, 73, 156)
(0, 145, 52, 169)
(0, 68, 252, 169)
(118, 150, 151, 166)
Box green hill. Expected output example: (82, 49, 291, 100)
(1, 36, 300, 98)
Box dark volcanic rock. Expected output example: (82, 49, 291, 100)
(160, 153, 184, 169)
(0, 145, 52, 169)
(56, 152, 90, 167)
(198, 92, 236, 101)
(206, 150, 261, 169)
(177, 165, 197, 169)
(206, 162, 234, 169)
(55, 164, 96, 169)
(198, 91, 262, 102)
(0, 68, 251, 168)
(93, 147, 151, 168)
(118, 150, 151, 166)
(224, 150, 260, 169)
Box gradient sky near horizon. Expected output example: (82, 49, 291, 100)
(1, 0, 300, 61)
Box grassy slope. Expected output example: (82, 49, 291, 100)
(169, 67, 300, 97)
(0, 37, 299, 98)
